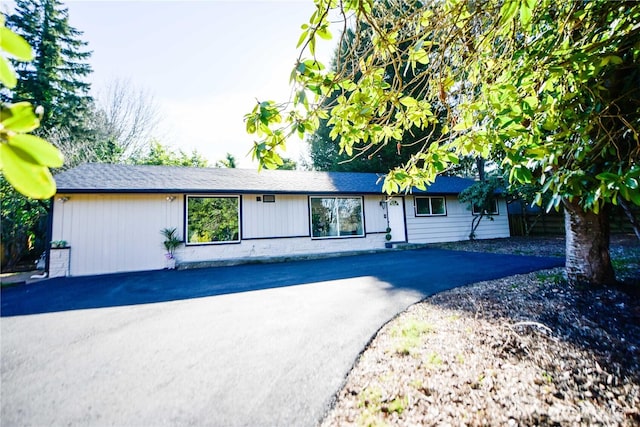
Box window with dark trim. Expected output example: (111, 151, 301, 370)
(186, 196, 240, 244)
(262, 195, 276, 203)
(472, 199, 499, 215)
(310, 197, 364, 238)
(415, 196, 447, 216)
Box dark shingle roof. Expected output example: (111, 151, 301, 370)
(54, 163, 476, 195)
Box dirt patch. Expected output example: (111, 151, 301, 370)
(322, 235, 640, 426)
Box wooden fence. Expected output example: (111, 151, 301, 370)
(508, 205, 638, 236)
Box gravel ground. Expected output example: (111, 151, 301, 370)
(321, 235, 640, 426)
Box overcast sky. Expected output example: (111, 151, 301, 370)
(57, 1, 335, 167)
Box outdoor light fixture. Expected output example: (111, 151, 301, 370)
(166, 195, 176, 202)
(57, 196, 69, 203)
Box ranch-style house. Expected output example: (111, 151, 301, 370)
(48, 163, 510, 277)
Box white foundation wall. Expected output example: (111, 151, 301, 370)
(176, 234, 388, 263)
(405, 196, 510, 243)
(52, 193, 183, 276)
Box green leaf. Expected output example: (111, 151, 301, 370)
(0, 26, 33, 61)
(317, 26, 332, 40)
(516, 166, 533, 183)
(302, 59, 325, 71)
(338, 79, 357, 91)
(624, 177, 638, 190)
(246, 119, 256, 134)
(411, 48, 429, 65)
(0, 143, 57, 199)
(522, 95, 538, 110)
(595, 172, 619, 182)
(296, 29, 309, 48)
(399, 96, 418, 107)
(7, 133, 64, 168)
(452, 121, 470, 132)
(0, 56, 17, 88)
(2, 102, 40, 133)
(519, 0, 535, 28)
(545, 194, 562, 213)
(499, 0, 518, 27)
(309, 37, 315, 56)
(600, 55, 623, 66)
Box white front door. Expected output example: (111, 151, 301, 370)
(386, 197, 406, 242)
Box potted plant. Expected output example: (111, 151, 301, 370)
(385, 227, 393, 248)
(161, 227, 181, 269)
(50, 240, 68, 248)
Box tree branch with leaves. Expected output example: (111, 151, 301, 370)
(245, 0, 640, 287)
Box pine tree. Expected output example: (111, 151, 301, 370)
(1, 0, 93, 268)
(6, 0, 92, 134)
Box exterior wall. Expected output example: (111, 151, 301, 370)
(52, 193, 183, 276)
(364, 195, 389, 234)
(242, 194, 309, 238)
(52, 191, 509, 277)
(180, 194, 389, 264)
(405, 196, 510, 243)
(52, 193, 390, 277)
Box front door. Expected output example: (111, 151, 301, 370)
(386, 197, 406, 242)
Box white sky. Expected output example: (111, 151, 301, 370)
(60, 0, 336, 167)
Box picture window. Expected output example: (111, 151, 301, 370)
(186, 196, 240, 244)
(310, 197, 364, 239)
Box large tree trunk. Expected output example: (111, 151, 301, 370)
(563, 200, 616, 287)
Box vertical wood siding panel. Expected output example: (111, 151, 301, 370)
(79, 195, 93, 275)
(406, 196, 510, 243)
(99, 196, 110, 273)
(65, 196, 76, 275)
(59, 194, 172, 276)
(364, 196, 387, 233)
(242, 194, 308, 238)
(76, 195, 90, 274)
(122, 195, 135, 272)
(51, 199, 63, 241)
(94, 195, 107, 275)
(77, 195, 92, 275)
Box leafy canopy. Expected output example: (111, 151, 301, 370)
(245, 0, 640, 213)
(131, 141, 209, 168)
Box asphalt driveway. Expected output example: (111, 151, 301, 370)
(1, 248, 562, 426)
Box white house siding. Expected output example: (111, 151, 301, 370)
(241, 194, 388, 238)
(405, 196, 510, 243)
(241, 194, 309, 238)
(178, 194, 390, 264)
(52, 193, 183, 276)
(51, 192, 510, 277)
(363, 195, 389, 234)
